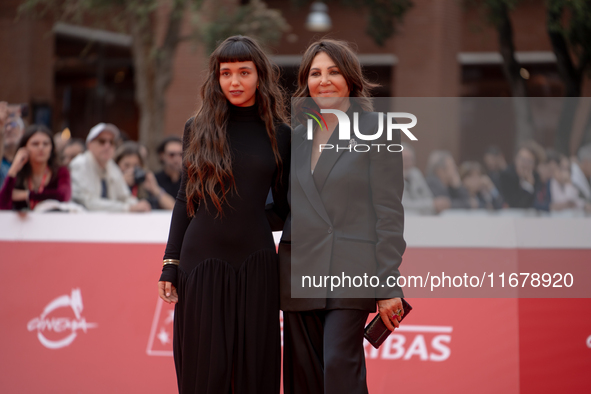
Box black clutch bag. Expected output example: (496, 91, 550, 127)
(364, 298, 413, 349)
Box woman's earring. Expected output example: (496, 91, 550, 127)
(257, 83, 259, 89)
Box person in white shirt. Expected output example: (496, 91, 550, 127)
(572, 145, 591, 199)
(549, 154, 585, 212)
(69, 123, 151, 212)
(401, 142, 435, 215)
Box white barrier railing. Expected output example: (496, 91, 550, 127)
(1, 211, 590, 249)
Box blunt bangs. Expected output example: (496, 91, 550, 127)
(216, 39, 254, 65)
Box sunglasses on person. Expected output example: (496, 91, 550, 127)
(96, 137, 116, 146)
(5, 121, 20, 129)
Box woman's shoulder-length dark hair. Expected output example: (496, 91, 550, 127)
(15, 124, 60, 189)
(293, 38, 378, 122)
(184, 35, 286, 217)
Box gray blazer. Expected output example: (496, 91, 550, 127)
(279, 111, 406, 312)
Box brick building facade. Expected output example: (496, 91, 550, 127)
(1, 0, 590, 169)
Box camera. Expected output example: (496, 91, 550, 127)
(133, 167, 146, 185)
(7, 103, 29, 118)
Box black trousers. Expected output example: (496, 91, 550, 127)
(283, 309, 370, 394)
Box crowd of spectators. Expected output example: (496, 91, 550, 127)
(2, 100, 591, 216)
(403, 139, 591, 216)
(0, 101, 181, 213)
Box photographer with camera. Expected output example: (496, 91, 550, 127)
(0, 124, 71, 211)
(69, 123, 151, 212)
(114, 141, 175, 210)
(0, 101, 26, 188)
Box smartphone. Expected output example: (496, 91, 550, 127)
(7, 103, 29, 118)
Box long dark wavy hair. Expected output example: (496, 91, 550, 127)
(185, 35, 287, 217)
(293, 39, 377, 124)
(15, 124, 60, 189)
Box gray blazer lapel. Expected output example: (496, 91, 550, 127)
(295, 136, 332, 226)
(312, 125, 347, 193)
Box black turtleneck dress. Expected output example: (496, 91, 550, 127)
(159, 104, 291, 394)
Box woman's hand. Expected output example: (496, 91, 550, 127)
(144, 171, 176, 209)
(123, 167, 135, 187)
(143, 171, 160, 195)
(129, 199, 152, 212)
(158, 281, 178, 304)
(7, 148, 29, 178)
(377, 297, 404, 331)
(516, 165, 534, 186)
(481, 175, 495, 192)
(12, 189, 29, 202)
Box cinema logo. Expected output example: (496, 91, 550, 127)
(304, 108, 417, 152)
(27, 288, 97, 349)
(364, 324, 452, 362)
(147, 298, 175, 356)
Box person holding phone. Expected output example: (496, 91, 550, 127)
(0, 124, 71, 210)
(279, 39, 406, 394)
(157, 36, 290, 394)
(0, 101, 26, 188)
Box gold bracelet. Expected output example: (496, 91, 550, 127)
(163, 259, 180, 266)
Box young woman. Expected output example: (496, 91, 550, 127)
(114, 141, 175, 210)
(279, 39, 406, 394)
(0, 124, 71, 210)
(157, 36, 290, 394)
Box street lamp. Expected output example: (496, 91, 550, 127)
(306, 2, 332, 32)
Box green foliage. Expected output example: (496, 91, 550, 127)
(19, 0, 128, 24)
(19, 0, 288, 55)
(200, 1, 290, 54)
(365, 0, 413, 46)
(465, 0, 591, 76)
(18, 0, 156, 32)
(546, 0, 591, 76)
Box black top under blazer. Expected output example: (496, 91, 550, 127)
(279, 109, 406, 312)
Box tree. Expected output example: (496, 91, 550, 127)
(19, 0, 288, 168)
(466, 0, 536, 150)
(545, 0, 591, 153)
(291, 0, 413, 47)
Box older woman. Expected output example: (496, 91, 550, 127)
(279, 39, 406, 394)
(0, 124, 71, 210)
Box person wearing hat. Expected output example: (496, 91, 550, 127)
(69, 123, 151, 212)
